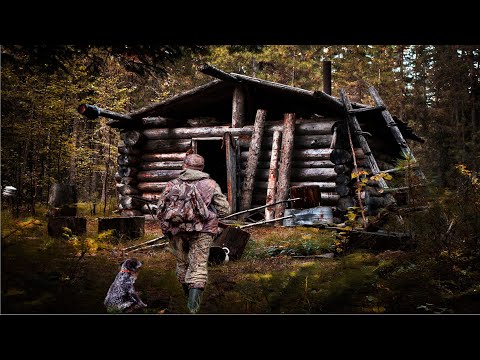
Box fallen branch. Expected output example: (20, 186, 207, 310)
(239, 215, 293, 229)
(292, 253, 335, 259)
(121, 236, 165, 251)
(126, 241, 168, 253)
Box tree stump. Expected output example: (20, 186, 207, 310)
(212, 226, 250, 261)
(48, 183, 78, 217)
(98, 216, 145, 242)
(48, 217, 87, 238)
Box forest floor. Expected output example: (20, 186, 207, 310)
(2, 212, 480, 315)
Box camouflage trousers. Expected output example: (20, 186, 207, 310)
(168, 232, 214, 290)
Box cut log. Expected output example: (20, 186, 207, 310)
(118, 166, 138, 178)
(265, 130, 281, 221)
(275, 113, 296, 219)
(98, 216, 145, 241)
(48, 183, 78, 217)
(140, 161, 183, 170)
(141, 153, 187, 162)
(122, 130, 143, 146)
(241, 148, 337, 162)
(336, 196, 355, 212)
(137, 170, 183, 182)
(335, 174, 350, 185)
(119, 196, 143, 210)
(238, 134, 333, 149)
(240, 109, 267, 212)
(225, 133, 237, 213)
(141, 120, 336, 140)
(330, 149, 352, 165)
(334, 164, 351, 174)
(142, 139, 192, 153)
(290, 185, 321, 209)
(117, 176, 137, 185)
(117, 146, 141, 155)
(212, 226, 251, 261)
(141, 203, 158, 214)
(137, 182, 167, 192)
(335, 185, 351, 197)
(116, 184, 140, 196)
(117, 155, 140, 166)
(232, 86, 246, 128)
(241, 167, 336, 181)
(241, 160, 334, 169)
(140, 192, 163, 202)
(47, 216, 87, 238)
(256, 181, 336, 191)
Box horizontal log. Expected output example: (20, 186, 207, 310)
(117, 146, 141, 155)
(142, 117, 177, 128)
(117, 155, 140, 166)
(137, 182, 167, 192)
(238, 135, 333, 149)
(141, 120, 337, 140)
(254, 181, 336, 191)
(241, 149, 333, 162)
(242, 167, 336, 181)
(137, 170, 183, 182)
(116, 184, 139, 196)
(253, 191, 339, 205)
(141, 192, 163, 202)
(141, 152, 187, 162)
(118, 166, 138, 178)
(241, 160, 334, 169)
(142, 139, 192, 153)
(140, 161, 184, 170)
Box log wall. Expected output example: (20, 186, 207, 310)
(112, 117, 385, 217)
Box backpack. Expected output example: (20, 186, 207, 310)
(157, 178, 211, 235)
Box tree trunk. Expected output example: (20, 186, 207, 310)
(265, 130, 282, 220)
(240, 109, 266, 212)
(274, 113, 296, 219)
(232, 86, 246, 128)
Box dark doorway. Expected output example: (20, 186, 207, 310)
(194, 139, 228, 193)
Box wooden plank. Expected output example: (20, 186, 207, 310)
(240, 109, 267, 212)
(274, 113, 296, 218)
(265, 130, 282, 220)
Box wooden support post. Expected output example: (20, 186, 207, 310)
(225, 133, 237, 213)
(240, 109, 267, 213)
(274, 113, 296, 219)
(232, 86, 246, 128)
(265, 130, 282, 220)
(323, 60, 332, 95)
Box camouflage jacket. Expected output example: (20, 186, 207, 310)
(158, 169, 230, 235)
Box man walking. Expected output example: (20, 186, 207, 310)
(157, 153, 230, 313)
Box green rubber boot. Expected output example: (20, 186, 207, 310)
(187, 288, 204, 314)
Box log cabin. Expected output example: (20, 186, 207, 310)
(78, 63, 424, 222)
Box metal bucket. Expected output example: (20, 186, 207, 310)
(283, 206, 333, 227)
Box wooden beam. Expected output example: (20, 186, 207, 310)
(232, 86, 246, 128)
(348, 105, 386, 114)
(274, 113, 296, 219)
(225, 133, 237, 213)
(240, 109, 267, 212)
(265, 130, 282, 220)
(198, 63, 240, 82)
